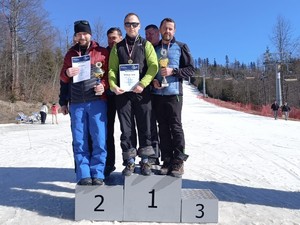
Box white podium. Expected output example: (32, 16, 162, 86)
(75, 184, 123, 221)
(123, 174, 182, 222)
(181, 189, 218, 223)
(75, 173, 219, 223)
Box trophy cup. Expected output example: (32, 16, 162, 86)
(159, 57, 169, 87)
(93, 62, 105, 95)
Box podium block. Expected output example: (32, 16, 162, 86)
(181, 189, 218, 223)
(75, 184, 123, 221)
(123, 174, 182, 222)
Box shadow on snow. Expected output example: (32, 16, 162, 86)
(0, 167, 299, 221)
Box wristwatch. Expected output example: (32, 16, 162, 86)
(172, 68, 179, 75)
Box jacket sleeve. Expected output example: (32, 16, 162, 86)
(108, 45, 119, 90)
(177, 42, 195, 79)
(59, 51, 72, 106)
(59, 80, 69, 107)
(100, 48, 109, 91)
(139, 41, 159, 88)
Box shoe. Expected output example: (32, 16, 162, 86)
(170, 159, 184, 178)
(104, 166, 116, 178)
(159, 158, 172, 175)
(92, 178, 104, 185)
(77, 178, 92, 185)
(140, 161, 152, 176)
(148, 157, 160, 165)
(122, 163, 135, 176)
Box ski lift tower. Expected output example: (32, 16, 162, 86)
(263, 50, 291, 106)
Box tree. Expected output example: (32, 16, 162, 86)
(270, 15, 298, 59)
(0, 0, 52, 100)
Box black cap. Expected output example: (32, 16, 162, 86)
(74, 20, 92, 35)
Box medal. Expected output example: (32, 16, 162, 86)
(161, 48, 167, 57)
(126, 36, 139, 65)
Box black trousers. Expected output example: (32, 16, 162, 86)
(106, 94, 117, 168)
(40, 111, 47, 124)
(115, 88, 152, 154)
(153, 95, 185, 161)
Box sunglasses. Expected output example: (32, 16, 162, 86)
(124, 22, 139, 28)
(74, 20, 89, 25)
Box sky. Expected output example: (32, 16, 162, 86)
(43, 0, 300, 66)
(1, 81, 300, 224)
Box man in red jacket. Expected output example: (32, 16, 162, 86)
(59, 20, 109, 186)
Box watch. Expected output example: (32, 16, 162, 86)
(172, 68, 179, 75)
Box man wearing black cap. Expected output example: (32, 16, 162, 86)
(59, 20, 109, 186)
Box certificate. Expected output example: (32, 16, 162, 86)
(72, 55, 91, 83)
(119, 64, 140, 92)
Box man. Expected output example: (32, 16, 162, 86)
(281, 102, 291, 120)
(271, 100, 279, 120)
(59, 20, 109, 185)
(152, 18, 195, 178)
(145, 24, 160, 47)
(145, 24, 160, 166)
(103, 27, 123, 178)
(109, 13, 158, 176)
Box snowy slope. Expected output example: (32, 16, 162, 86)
(0, 81, 299, 225)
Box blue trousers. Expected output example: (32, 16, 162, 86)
(70, 100, 107, 181)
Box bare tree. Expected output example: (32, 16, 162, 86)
(92, 17, 106, 47)
(0, 0, 52, 100)
(270, 15, 298, 59)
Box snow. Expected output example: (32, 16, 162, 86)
(0, 81, 300, 225)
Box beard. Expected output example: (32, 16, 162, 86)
(162, 33, 172, 42)
(79, 38, 90, 47)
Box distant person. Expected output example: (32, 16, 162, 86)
(145, 24, 161, 165)
(281, 102, 291, 120)
(51, 103, 59, 124)
(59, 20, 109, 186)
(108, 13, 158, 176)
(152, 18, 195, 178)
(104, 27, 123, 178)
(271, 100, 279, 120)
(40, 102, 48, 124)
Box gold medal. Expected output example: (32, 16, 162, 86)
(128, 59, 133, 64)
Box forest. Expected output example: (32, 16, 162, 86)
(0, 0, 299, 111)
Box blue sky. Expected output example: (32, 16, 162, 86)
(43, 0, 300, 65)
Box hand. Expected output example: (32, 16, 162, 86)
(160, 67, 173, 77)
(66, 67, 80, 77)
(60, 105, 69, 115)
(94, 83, 104, 95)
(133, 84, 144, 93)
(153, 79, 163, 89)
(112, 86, 125, 95)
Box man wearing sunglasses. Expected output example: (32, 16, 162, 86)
(59, 20, 109, 186)
(152, 18, 195, 178)
(109, 13, 158, 176)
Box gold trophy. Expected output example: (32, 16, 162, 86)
(159, 57, 169, 87)
(94, 62, 105, 95)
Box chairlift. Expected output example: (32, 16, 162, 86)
(284, 71, 297, 82)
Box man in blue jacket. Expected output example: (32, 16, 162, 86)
(152, 18, 195, 178)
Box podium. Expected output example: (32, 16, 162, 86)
(75, 173, 218, 223)
(123, 174, 182, 222)
(75, 184, 123, 221)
